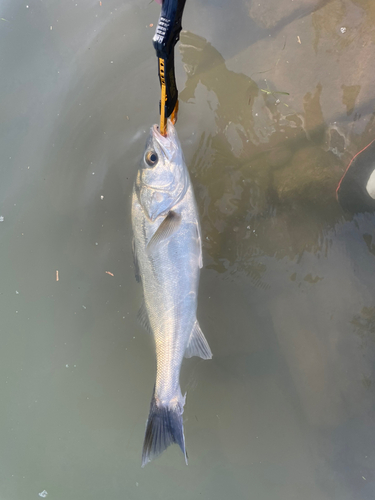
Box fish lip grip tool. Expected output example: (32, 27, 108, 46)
(153, 0, 186, 136)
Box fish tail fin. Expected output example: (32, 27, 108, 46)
(141, 389, 187, 467)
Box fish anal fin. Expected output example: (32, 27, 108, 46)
(185, 320, 212, 360)
(147, 211, 181, 254)
(137, 301, 152, 334)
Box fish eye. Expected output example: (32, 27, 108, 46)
(145, 151, 158, 167)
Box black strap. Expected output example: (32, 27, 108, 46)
(153, 0, 187, 130)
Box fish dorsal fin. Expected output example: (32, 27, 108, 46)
(185, 320, 212, 360)
(195, 222, 203, 269)
(137, 301, 152, 334)
(132, 237, 141, 283)
(147, 211, 181, 254)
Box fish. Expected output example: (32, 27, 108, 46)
(131, 120, 212, 467)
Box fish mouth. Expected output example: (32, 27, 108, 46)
(139, 125, 177, 192)
(151, 124, 176, 160)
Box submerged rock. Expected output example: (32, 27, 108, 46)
(273, 145, 340, 207)
(247, 0, 326, 29)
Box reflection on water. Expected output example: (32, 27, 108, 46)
(1, 0, 375, 499)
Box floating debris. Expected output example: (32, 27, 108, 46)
(340, 27, 347, 34)
(105, 271, 114, 277)
(260, 88, 289, 96)
(0, 216, 4, 222)
(38, 490, 48, 498)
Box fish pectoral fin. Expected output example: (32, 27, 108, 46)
(137, 301, 152, 334)
(147, 211, 182, 254)
(185, 320, 212, 360)
(132, 237, 141, 283)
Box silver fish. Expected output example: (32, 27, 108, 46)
(131, 120, 212, 467)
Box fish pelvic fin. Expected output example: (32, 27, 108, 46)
(185, 320, 212, 360)
(141, 391, 188, 467)
(132, 237, 141, 283)
(137, 301, 153, 334)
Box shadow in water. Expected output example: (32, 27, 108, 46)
(179, 31, 375, 283)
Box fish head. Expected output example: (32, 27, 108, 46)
(136, 120, 189, 221)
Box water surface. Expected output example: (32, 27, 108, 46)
(1, 0, 375, 499)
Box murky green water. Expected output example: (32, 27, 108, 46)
(1, 0, 375, 498)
